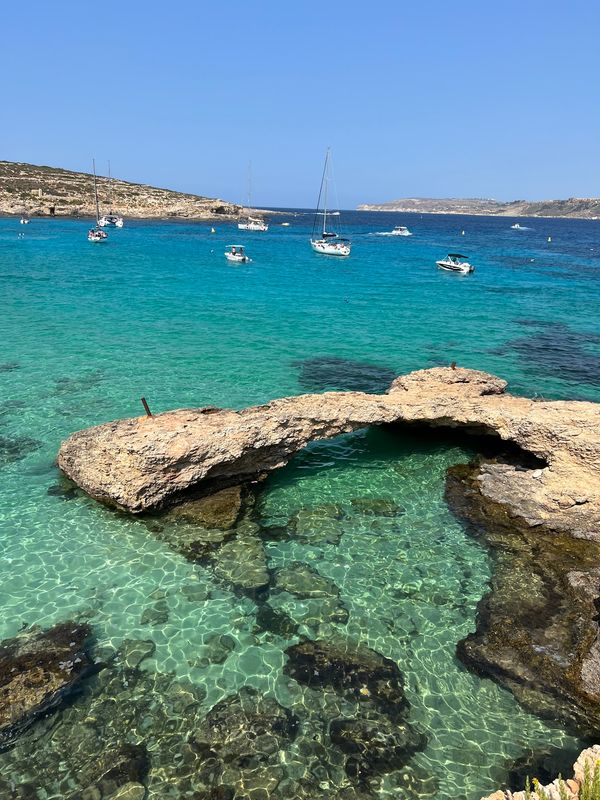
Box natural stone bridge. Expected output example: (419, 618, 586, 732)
(57, 367, 600, 735)
(58, 367, 600, 539)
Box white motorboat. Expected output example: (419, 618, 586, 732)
(436, 253, 473, 274)
(238, 217, 268, 231)
(510, 223, 530, 230)
(88, 159, 108, 243)
(20, 218, 30, 225)
(225, 245, 251, 263)
(281, 222, 290, 227)
(310, 148, 351, 257)
(390, 225, 411, 236)
(98, 162, 124, 227)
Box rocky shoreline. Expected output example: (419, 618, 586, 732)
(0, 160, 246, 220)
(55, 367, 600, 740)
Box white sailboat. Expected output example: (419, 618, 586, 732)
(98, 161, 124, 228)
(238, 162, 268, 231)
(88, 159, 108, 242)
(310, 148, 351, 257)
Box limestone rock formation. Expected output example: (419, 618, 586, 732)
(0, 160, 242, 219)
(0, 621, 94, 750)
(58, 368, 600, 547)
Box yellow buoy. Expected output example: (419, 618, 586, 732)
(461, 230, 465, 235)
(547, 236, 552, 242)
(211, 227, 216, 234)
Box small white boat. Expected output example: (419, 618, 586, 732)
(238, 217, 268, 231)
(88, 228, 108, 243)
(436, 253, 473, 274)
(281, 222, 290, 227)
(20, 218, 30, 225)
(511, 223, 530, 230)
(98, 213, 124, 228)
(225, 245, 251, 263)
(310, 148, 351, 257)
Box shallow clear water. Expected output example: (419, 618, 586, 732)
(1, 211, 599, 798)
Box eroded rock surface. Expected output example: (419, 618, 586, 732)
(0, 621, 93, 750)
(57, 368, 600, 545)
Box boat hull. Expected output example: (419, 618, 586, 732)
(310, 239, 351, 257)
(436, 260, 473, 274)
(225, 253, 251, 263)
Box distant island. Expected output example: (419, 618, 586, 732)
(0, 161, 244, 220)
(357, 196, 600, 219)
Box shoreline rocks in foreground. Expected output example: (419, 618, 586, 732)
(482, 745, 600, 800)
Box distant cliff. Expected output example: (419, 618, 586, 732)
(357, 197, 600, 219)
(0, 161, 244, 220)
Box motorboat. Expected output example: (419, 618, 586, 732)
(390, 225, 411, 236)
(436, 253, 473, 274)
(88, 228, 108, 242)
(310, 148, 351, 257)
(281, 222, 290, 227)
(98, 213, 124, 228)
(238, 217, 268, 231)
(225, 245, 251, 263)
(88, 159, 109, 243)
(510, 223, 530, 230)
(20, 218, 30, 225)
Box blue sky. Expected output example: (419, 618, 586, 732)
(2, 0, 598, 207)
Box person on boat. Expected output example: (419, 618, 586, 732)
(231, 247, 236, 254)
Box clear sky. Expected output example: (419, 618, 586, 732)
(2, 0, 598, 207)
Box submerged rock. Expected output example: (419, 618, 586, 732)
(292, 505, 346, 545)
(212, 534, 269, 591)
(255, 605, 299, 639)
(0, 621, 93, 750)
(448, 461, 600, 736)
(284, 639, 408, 718)
(0, 435, 42, 465)
(190, 687, 298, 795)
(164, 486, 244, 530)
(350, 497, 405, 517)
(275, 562, 341, 599)
(330, 715, 426, 781)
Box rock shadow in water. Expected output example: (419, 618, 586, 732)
(0, 435, 42, 466)
(292, 356, 396, 393)
(492, 320, 600, 388)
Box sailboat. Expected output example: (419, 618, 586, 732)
(88, 159, 108, 242)
(310, 148, 351, 256)
(98, 161, 124, 228)
(238, 162, 268, 231)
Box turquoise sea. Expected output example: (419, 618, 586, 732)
(1, 211, 600, 799)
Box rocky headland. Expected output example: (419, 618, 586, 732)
(57, 367, 600, 740)
(358, 197, 600, 219)
(0, 160, 245, 220)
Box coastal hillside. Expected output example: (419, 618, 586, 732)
(358, 196, 600, 219)
(0, 161, 243, 219)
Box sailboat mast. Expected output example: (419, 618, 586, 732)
(92, 159, 100, 225)
(247, 161, 252, 208)
(322, 148, 330, 235)
(108, 160, 112, 211)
